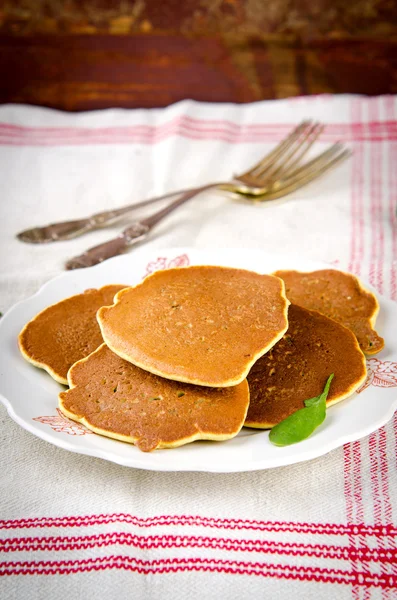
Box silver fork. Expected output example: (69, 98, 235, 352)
(19, 121, 339, 244)
(64, 122, 351, 270)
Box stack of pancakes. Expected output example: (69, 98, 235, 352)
(19, 266, 382, 452)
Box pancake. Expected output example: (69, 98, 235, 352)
(59, 343, 250, 452)
(97, 266, 290, 387)
(19, 285, 127, 384)
(273, 269, 384, 355)
(245, 304, 367, 428)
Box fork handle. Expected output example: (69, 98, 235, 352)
(65, 224, 149, 270)
(17, 186, 199, 244)
(65, 184, 217, 270)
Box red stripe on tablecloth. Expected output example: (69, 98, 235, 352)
(343, 441, 365, 522)
(343, 444, 354, 523)
(0, 515, 396, 535)
(352, 441, 365, 523)
(347, 96, 367, 600)
(377, 428, 395, 600)
(343, 443, 354, 522)
(378, 428, 393, 524)
(348, 126, 358, 274)
(0, 117, 308, 135)
(368, 99, 385, 294)
(369, 432, 384, 524)
(349, 98, 362, 582)
(368, 97, 395, 600)
(386, 99, 397, 300)
(2, 117, 397, 136)
(384, 100, 397, 508)
(348, 99, 366, 277)
(356, 143, 365, 278)
(1, 556, 396, 587)
(0, 118, 397, 146)
(368, 98, 382, 534)
(0, 115, 293, 145)
(376, 99, 385, 295)
(395, 412, 397, 470)
(0, 131, 254, 146)
(352, 440, 368, 600)
(2, 532, 396, 563)
(356, 98, 366, 279)
(1, 119, 304, 145)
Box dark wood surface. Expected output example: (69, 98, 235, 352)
(0, 1, 396, 110)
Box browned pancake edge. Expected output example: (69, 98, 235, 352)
(59, 343, 250, 452)
(244, 304, 367, 429)
(273, 268, 384, 355)
(97, 266, 290, 387)
(19, 284, 127, 384)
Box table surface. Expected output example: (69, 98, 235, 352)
(0, 0, 396, 111)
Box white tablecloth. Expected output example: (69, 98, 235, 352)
(0, 95, 396, 599)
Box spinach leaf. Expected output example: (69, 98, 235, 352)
(269, 374, 334, 447)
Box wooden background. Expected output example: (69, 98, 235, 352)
(0, 0, 396, 110)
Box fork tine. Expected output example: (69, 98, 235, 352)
(247, 121, 313, 178)
(238, 121, 312, 180)
(262, 148, 352, 198)
(272, 123, 325, 178)
(252, 122, 325, 182)
(278, 143, 347, 186)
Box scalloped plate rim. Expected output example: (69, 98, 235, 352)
(0, 246, 396, 473)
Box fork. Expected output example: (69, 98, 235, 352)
(17, 121, 347, 245)
(65, 122, 351, 269)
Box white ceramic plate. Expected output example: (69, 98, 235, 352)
(1, 247, 396, 472)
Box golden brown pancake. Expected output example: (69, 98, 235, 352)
(244, 304, 367, 428)
(97, 266, 290, 387)
(19, 285, 127, 384)
(273, 269, 384, 355)
(59, 343, 250, 452)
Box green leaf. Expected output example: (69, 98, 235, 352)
(269, 374, 334, 447)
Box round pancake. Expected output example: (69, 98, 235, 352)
(245, 304, 367, 428)
(19, 285, 127, 384)
(97, 266, 290, 387)
(273, 269, 384, 355)
(59, 344, 250, 452)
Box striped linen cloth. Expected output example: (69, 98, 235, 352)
(0, 96, 396, 599)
